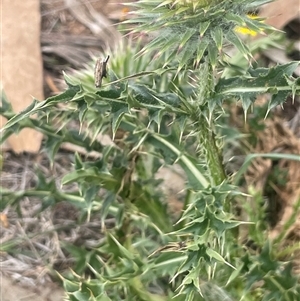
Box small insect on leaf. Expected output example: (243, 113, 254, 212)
(94, 55, 110, 88)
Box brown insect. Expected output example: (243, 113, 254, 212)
(94, 55, 110, 88)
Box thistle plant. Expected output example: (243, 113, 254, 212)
(1, 0, 300, 300)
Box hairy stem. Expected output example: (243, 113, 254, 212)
(195, 60, 227, 187)
(199, 118, 226, 186)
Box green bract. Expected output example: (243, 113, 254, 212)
(126, 0, 273, 70)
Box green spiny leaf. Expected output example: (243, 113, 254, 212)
(94, 294, 112, 301)
(147, 133, 209, 189)
(61, 167, 116, 186)
(212, 27, 223, 51)
(195, 38, 210, 65)
(177, 41, 198, 71)
(226, 31, 252, 60)
(206, 248, 236, 269)
(225, 12, 247, 27)
(111, 101, 129, 139)
(199, 21, 211, 37)
(179, 28, 198, 48)
(107, 233, 135, 260)
(207, 43, 218, 69)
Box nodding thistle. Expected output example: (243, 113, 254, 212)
(94, 55, 110, 88)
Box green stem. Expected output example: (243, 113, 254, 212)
(0, 189, 84, 203)
(199, 119, 226, 186)
(199, 120, 231, 213)
(195, 60, 226, 187)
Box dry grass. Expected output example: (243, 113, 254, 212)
(243, 101, 300, 275)
(0, 151, 106, 286)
